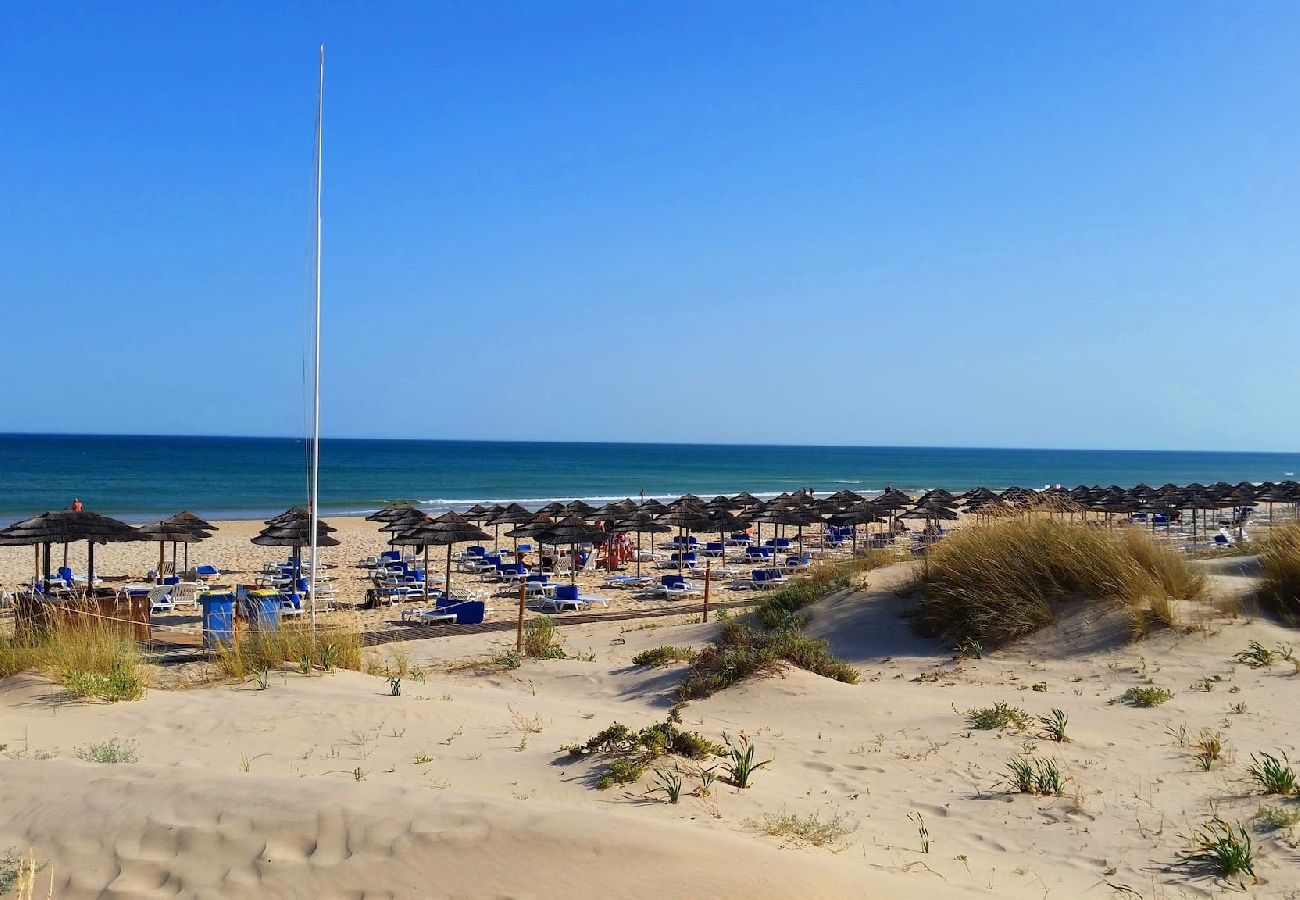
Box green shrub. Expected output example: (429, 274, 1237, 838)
(1256, 804, 1300, 830)
(677, 623, 858, 701)
(74, 737, 140, 764)
(1117, 686, 1174, 708)
(967, 701, 1031, 731)
(214, 618, 364, 679)
(632, 645, 697, 667)
(909, 518, 1205, 647)
(567, 717, 724, 790)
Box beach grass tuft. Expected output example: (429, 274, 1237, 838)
(908, 518, 1205, 648)
(522, 616, 566, 659)
(213, 617, 363, 680)
(676, 622, 859, 701)
(748, 809, 856, 847)
(564, 716, 723, 790)
(0, 611, 149, 701)
(1116, 685, 1174, 707)
(966, 701, 1031, 731)
(631, 645, 697, 667)
(1182, 817, 1256, 882)
(1247, 752, 1297, 795)
(753, 554, 884, 631)
(1257, 522, 1300, 624)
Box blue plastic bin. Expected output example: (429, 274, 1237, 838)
(244, 590, 282, 630)
(200, 592, 236, 649)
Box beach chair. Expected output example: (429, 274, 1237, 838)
(147, 584, 175, 615)
(539, 583, 588, 612)
(194, 564, 221, 580)
(782, 554, 811, 572)
(743, 546, 772, 564)
(658, 574, 703, 600)
(401, 606, 457, 625)
(703, 541, 726, 558)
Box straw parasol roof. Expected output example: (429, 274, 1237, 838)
(164, 510, 218, 532)
(0, 509, 146, 588)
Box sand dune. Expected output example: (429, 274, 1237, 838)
(3, 564, 1299, 897)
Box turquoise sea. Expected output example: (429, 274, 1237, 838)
(1, 434, 1297, 524)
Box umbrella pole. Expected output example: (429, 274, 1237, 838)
(571, 542, 577, 584)
(158, 541, 165, 584)
(445, 544, 453, 602)
(87, 540, 95, 595)
(424, 545, 429, 597)
(62, 542, 68, 568)
(636, 531, 642, 578)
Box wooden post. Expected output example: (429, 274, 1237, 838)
(516, 578, 526, 653)
(703, 559, 711, 623)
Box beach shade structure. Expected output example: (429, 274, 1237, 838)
(590, 502, 627, 522)
(763, 503, 822, 552)
(461, 503, 492, 522)
(825, 489, 867, 506)
(828, 501, 885, 553)
(162, 510, 218, 575)
(563, 500, 598, 519)
(398, 512, 492, 602)
(637, 498, 668, 516)
(252, 516, 339, 596)
(708, 495, 742, 510)
(365, 502, 415, 523)
(0, 509, 146, 591)
(657, 504, 716, 572)
(378, 507, 430, 547)
(136, 520, 210, 584)
(485, 503, 535, 553)
(505, 518, 552, 565)
(705, 508, 751, 563)
(535, 517, 611, 583)
(611, 515, 671, 576)
(537, 502, 567, 518)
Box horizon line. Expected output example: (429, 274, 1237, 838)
(0, 431, 1296, 456)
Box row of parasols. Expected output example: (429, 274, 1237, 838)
(6, 478, 1295, 595)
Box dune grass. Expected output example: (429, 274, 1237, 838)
(908, 518, 1206, 648)
(213, 617, 364, 680)
(753, 553, 885, 630)
(676, 620, 859, 701)
(0, 612, 149, 701)
(1257, 522, 1300, 625)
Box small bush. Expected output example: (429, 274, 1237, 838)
(523, 616, 567, 659)
(1247, 752, 1297, 795)
(1257, 804, 1300, 830)
(909, 518, 1204, 647)
(568, 717, 724, 790)
(967, 702, 1031, 731)
(677, 623, 858, 701)
(632, 646, 697, 667)
(75, 737, 140, 764)
(748, 809, 856, 847)
(1182, 818, 1255, 882)
(1117, 686, 1174, 708)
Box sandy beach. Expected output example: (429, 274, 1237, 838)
(2, 549, 1298, 897)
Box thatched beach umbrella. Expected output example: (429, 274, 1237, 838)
(536, 517, 610, 583)
(611, 514, 671, 577)
(366, 502, 414, 523)
(828, 501, 885, 553)
(0, 509, 145, 591)
(658, 504, 715, 572)
(162, 511, 217, 575)
(399, 512, 492, 601)
(485, 503, 534, 555)
(136, 520, 209, 584)
(252, 514, 339, 599)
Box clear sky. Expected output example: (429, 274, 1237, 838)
(3, 2, 1299, 451)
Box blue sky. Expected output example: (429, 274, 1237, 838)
(3, 2, 1299, 450)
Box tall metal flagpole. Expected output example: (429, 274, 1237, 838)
(309, 44, 324, 629)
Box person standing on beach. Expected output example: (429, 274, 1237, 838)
(72, 498, 83, 512)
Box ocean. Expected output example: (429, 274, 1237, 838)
(1, 433, 1297, 524)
